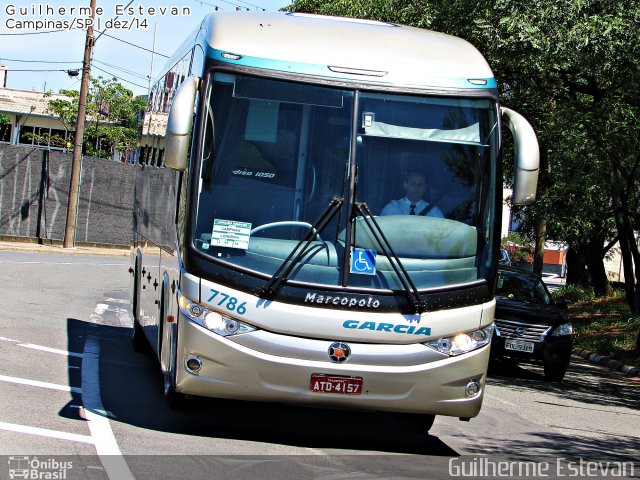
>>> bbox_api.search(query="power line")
[94,30,170,58]
[0,56,148,82]
[0,29,66,36]
[3,68,72,72]
[90,64,149,90]
[189,0,227,11]
[193,0,265,11]
[0,58,81,64]
[234,0,268,10]
[93,59,149,81]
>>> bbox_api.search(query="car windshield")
[193,72,499,291]
[496,270,552,305]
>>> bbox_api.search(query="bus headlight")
[177,291,256,337]
[424,324,494,356]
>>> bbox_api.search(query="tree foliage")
[288,0,640,312]
[45,76,145,159]
[86,76,147,159]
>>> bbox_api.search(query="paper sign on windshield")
[211,219,251,250]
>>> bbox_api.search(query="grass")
[555,286,640,368]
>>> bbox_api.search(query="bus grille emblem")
[328,342,351,363]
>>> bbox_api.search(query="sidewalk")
[0,238,129,257]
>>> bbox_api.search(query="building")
[604,235,640,283]
[0,65,73,151]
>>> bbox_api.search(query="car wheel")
[543,360,568,382]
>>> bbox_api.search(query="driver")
[380,171,444,217]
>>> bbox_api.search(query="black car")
[491,266,573,381]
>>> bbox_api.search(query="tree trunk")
[533,216,546,276]
[566,245,589,286]
[613,206,640,314]
[585,237,611,297]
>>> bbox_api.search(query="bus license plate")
[310,374,363,395]
[505,339,535,353]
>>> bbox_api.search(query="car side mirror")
[555,299,568,310]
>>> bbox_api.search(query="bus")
[132,11,539,432]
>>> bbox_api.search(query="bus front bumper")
[175,317,490,419]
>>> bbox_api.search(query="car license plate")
[505,339,535,353]
[310,374,363,395]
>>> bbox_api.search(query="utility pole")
[63,0,97,248]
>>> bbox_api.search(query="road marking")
[105,297,130,305]
[17,343,84,358]
[95,304,110,315]
[0,422,94,444]
[89,300,132,328]
[0,374,82,394]
[0,336,84,359]
[82,334,134,480]
[0,300,132,477]
[0,260,126,266]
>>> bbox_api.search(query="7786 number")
[207,289,247,315]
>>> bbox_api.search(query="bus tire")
[391,413,436,434]
[131,260,148,353]
[161,326,187,409]
[163,367,186,409]
[131,320,148,352]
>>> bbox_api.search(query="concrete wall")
[0,143,139,246]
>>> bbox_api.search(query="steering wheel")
[250,221,322,241]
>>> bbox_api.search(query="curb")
[572,347,640,377]
[0,241,129,257]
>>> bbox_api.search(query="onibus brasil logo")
[8,456,73,479]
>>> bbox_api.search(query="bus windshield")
[194,72,498,291]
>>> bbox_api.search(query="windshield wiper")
[352,202,427,314]
[256,197,344,300]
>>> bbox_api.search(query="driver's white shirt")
[380,197,444,217]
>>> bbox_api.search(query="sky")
[1,0,291,96]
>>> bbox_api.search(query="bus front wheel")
[391,413,436,434]
[163,368,186,409]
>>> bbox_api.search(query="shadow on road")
[64,317,458,457]
[488,358,640,411]
[481,359,640,461]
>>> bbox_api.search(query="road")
[0,250,638,480]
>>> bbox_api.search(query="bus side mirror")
[501,107,539,205]
[164,75,200,171]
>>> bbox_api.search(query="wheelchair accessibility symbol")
[350,248,376,275]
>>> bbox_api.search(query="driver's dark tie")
[410,204,416,215]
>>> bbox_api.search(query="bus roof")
[198,12,496,91]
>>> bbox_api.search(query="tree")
[288,0,640,313]
[46,77,145,160]
[0,113,10,142]
[501,232,534,266]
[86,76,147,159]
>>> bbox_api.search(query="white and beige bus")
[131,11,539,432]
